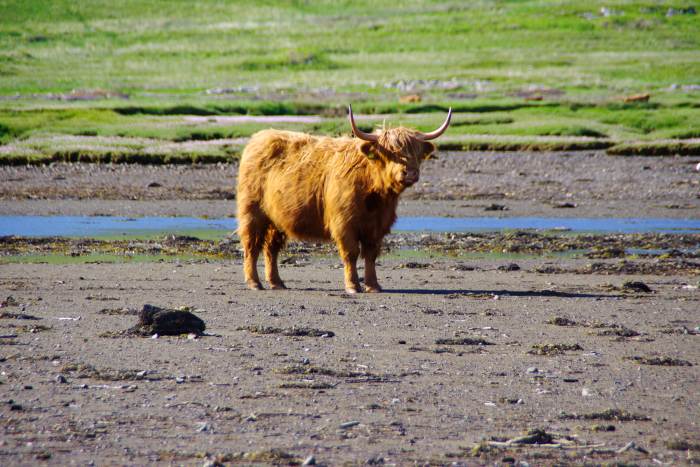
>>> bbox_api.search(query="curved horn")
[348,105,378,142]
[418,107,452,140]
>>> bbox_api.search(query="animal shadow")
[384,288,615,299]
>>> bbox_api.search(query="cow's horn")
[418,108,452,140]
[348,105,379,142]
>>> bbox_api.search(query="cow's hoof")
[247,281,264,291]
[364,285,382,293]
[270,282,287,290]
[345,286,361,294]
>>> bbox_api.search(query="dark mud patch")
[97,307,139,316]
[560,408,651,422]
[435,337,494,346]
[101,304,205,337]
[275,364,370,378]
[60,363,164,382]
[497,263,521,271]
[585,246,627,259]
[625,356,693,366]
[0,312,41,320]
[392,232,700,278]
[1,295,20,307]
[279,381,336,389]
[596,327,641,338]
[546,316,578,326]
[547,316,639,338]
[238,325,334,338]
[658,325,699,335]
[666,439,700,451]
[409,345,487,356]
[210,449,303,465]
[527,343,583,356]
[546,318,644,340]
[0,323,50,333]
[396,261,432,269]
[537,259,700,276]
[621,280,653,293]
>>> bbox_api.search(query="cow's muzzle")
[402,169,419,186]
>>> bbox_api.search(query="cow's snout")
[403,168,419,185]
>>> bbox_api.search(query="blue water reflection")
[1,215,699,237]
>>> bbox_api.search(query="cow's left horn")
[348,105,379,142]
[418,108,452,140]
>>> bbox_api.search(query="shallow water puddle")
[1,215,700,238]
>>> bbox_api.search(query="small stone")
[55,374,67,384]
[366,456,385,465]
[10,403,23,411]
[302,455,316,466]
[196,422,211,432]
[484,203,508,211]
[526,367,539,374]
[339,420,360,429]
[622,281,653,293]
[146,181,162,188]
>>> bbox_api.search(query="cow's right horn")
[348,105,379,142]
[418,108,452,141]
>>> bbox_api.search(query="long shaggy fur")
[237,127,435,293]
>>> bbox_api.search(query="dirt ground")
[1,151,699,465]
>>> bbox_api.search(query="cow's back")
[237,130,339,240]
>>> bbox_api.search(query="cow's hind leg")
[238,205,270,290]
[264,226,287,290]
[361,241,382,293]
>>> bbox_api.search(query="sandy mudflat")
[1,150,699,465]
[1,259,699,465]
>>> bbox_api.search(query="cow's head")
[349,105,451,192]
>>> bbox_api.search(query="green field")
[1,0,699,161]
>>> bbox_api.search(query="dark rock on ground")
[132,304,205,336]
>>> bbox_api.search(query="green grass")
[0,0,698,159]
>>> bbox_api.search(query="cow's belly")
[262,191,330,241]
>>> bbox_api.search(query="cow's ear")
[422,141,436,160]
[360,141,378,160]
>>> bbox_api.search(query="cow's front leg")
[335,234,361,294]
[361,241,382,293]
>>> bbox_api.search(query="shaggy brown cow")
[236,106,451,293]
